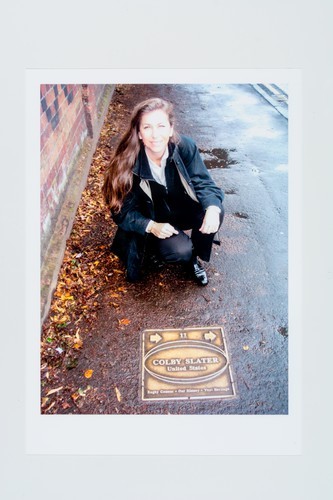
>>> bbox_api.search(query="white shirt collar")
[145,146,169,186]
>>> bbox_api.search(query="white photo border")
[26,68,302,455]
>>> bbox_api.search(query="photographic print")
[40,81,288,416]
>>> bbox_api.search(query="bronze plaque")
[141,326,236,401]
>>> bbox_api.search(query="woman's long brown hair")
[102,97,179,213]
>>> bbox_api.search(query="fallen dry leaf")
[84,369,94,379]
[46,386,63,396]
[72,330,83,349]
[73,340,83,349]
[115,386,122,402]
[118,318,131,326]
[45,402,55,412]
[78,386,91,397]
[41,397,49,407]
[61,293,74,301]
[55,315,70,323]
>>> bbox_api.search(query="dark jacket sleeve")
[111,178,151,235]
[177,136,224,210]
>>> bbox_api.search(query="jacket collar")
[133,141,177,179]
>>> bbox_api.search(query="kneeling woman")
[102,97,224,285]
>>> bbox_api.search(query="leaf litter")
[41,86,131,413]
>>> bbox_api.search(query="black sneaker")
[192,258,208,286]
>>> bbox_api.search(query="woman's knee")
[157,232,193,263]
[168,243,192,263]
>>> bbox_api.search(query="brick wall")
[40,84,111,254]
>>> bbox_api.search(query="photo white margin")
[26,68,302,455]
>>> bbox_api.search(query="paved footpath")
[42,83,288,415]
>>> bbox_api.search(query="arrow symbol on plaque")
[204,331,216,342]
[150,333,162,344]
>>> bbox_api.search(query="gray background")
[1,0,332,499]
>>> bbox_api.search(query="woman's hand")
[151,222,179,239]
[199,206,220,234]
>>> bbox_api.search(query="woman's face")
[138,109,173,161]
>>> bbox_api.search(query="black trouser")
[151,205,224,264]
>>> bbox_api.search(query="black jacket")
[110,135,224,277]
